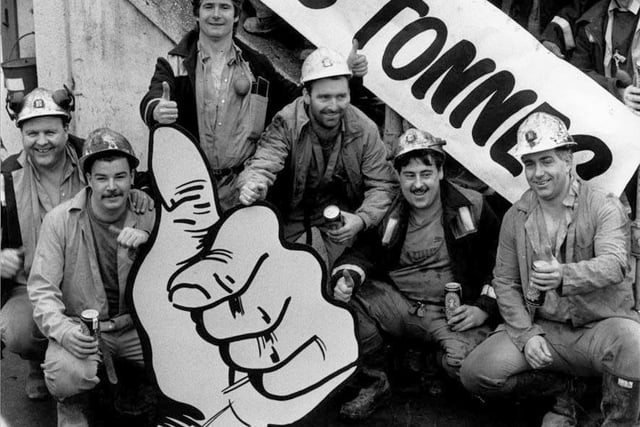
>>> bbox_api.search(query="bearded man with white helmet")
[237,47,396,267]
[461,112,640,426]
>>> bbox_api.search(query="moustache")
[102,191,123,199]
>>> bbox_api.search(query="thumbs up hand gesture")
[153,81,179,124]
[333,270,356,303]
[346,39,368,78]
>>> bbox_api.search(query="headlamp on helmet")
[7,86,75,127]
[512,112,577,159]
[80,128,139,174]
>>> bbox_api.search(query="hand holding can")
[323,205,345,231]
[80,309,100,338]
[444,282,462,321]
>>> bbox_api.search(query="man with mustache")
[1,88,152,403]
[329,128,500,420]
[27,128,154,426]
[237,47,396,268]
[461,113,640,426]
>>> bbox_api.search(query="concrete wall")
[2,0,194,168]
[1,0,35,155]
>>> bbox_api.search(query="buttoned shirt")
[195,41,256,171]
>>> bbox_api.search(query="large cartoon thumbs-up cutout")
[130,126,358,426]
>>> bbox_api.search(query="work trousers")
[0,285,47,360]
[353,279,491,379]
[42,325,144,400]
[290,225,350,270]
[460,317,640,397]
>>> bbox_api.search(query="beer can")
[80,309,100,337]
[525,260,546,307]
[323,205,344,230]
[444,282,462,321]
[525,286,545,307]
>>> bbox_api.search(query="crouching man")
[461,113,640,426]
[332,129,500,420]
[28,128,155,426]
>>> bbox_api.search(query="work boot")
[601,373,640,426]
[56,394,90,427]
[540,377,581,427]
[339,368,390,420]
[25,360,49,400]
[243,16,279,34]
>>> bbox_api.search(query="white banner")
[264,0,640,202]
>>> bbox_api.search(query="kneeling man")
[461,113,640,427]
[28,128,155,426]
[332,129,500,420]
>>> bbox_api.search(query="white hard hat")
[394,128,446,161]
[14,87,73,127]
[300,47,352,84]
[512,112,577,158]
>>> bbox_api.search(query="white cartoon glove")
[131,126,358,427]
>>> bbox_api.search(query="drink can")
[525,286,545,306]
[323,205,344,230]
[525,260,546,306]
[80,309,100,337]
[444,282,462,320]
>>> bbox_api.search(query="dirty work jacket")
[27,188,155,345]
[493,179,639,351]
[237,97,397,229]
[139,30,299,160]
[334,181,501,322]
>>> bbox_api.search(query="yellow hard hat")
[512,112,577,158]
[300,47,352,84]
[14,87,73,127]
[394,128,446,161]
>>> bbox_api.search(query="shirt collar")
[197,40,242,65]
[561,175,580,210]
[609,0,640,14]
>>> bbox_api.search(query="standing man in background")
[140,0,368,211]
